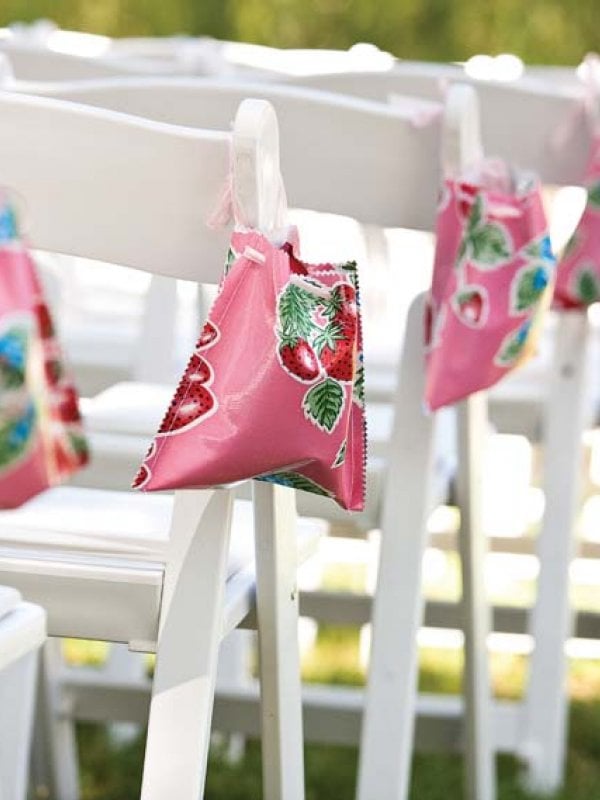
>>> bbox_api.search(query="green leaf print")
[302,377,345,433]
[495,325,529,366]
[467,194,483,233]
[353,362,365,408]
[513,266,548,312]
[332,439,347,468]
[223,246,238,277]
[587,182,600,208]
[259,470,331,497]
[470,223,511,265]
[278,284,318,340]
[576,268,600,305]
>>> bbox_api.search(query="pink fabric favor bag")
[425,161,555,411]
[133,228,366,512]
[554,134,600,308]
[0,193,88,507]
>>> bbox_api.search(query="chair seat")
[0,486,323,645]
[0,585,21,623]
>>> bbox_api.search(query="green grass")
[66,622,600,800]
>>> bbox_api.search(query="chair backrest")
[0,89,241,283]
[283,67,592,187]
[0,34,215,81]
[15,77,444,231]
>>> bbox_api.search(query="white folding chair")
[284,65,597,795]
[21,75,497,797]
[0,585,45,800]
[0,89,326,800]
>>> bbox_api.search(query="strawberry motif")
[320,338,356,382]
[196,321,220,351]
[457,182,478,220]
[282,242,309,275]
[183,353,211,385]
[158,385,216,434]
[44,358,63,386]
[452,286,488,328]
[34,301,54,340]
[57,385,81,423]
[278,339,320,382]
[132,463,151,489]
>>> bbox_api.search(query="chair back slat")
[21,78,444,230]
[0,91,232,283]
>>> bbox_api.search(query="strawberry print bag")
[554,134,600,308]
[133,228,366,512]
[425,160,555,410]
[0,194,88,507]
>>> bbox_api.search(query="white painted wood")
[0,91,232,282]
[456,396,496,800]
[253,483,305,800]
[286,66,592,187]
[356,293,437,800]
[234,96,305,800]
[19,77,442,230]
[141,490,233,800]
[445,83,496,800]
[133,274,179,383]
[31,639,79,800]
[521,311,591,795]
[0,600,45,800]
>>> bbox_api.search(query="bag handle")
[232,99,288,237]
[442,83,484,178]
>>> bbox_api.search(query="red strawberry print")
[53,439,73,474]
[196,321,220,351]
[279,340,320,382]
[453,287,488,327]
[282,242,309,275]
[320,338,356,382]
[34,301,54,339]
[44,358,62,386]
[457,182,478,220]
[57,385,81,423]
[132,463,151,489]
[158,384,215,434]
[183,353,211,385]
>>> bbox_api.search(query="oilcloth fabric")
[554,134,600,308]
[425,159,556,411]
[0,194,88,507]
[133,227,366,512]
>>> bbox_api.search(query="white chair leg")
[456,394,496,800]
[105,643,147,745]
[30,638,80,800]
[140,489,233,800]
[252,481,305,800]
[133,274,178,383]
[521,312,591,794]
[0,650,39,800]
[356,293,437,800]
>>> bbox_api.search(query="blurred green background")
[0,0,598,64]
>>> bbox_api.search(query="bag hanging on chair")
[133,226,366,512]
[425,159,556,411]
[0,193,88,507]
[554,134,600,308]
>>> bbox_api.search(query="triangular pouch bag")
[555,134,600,308]
[133,227,366,512]
[425,160,556,411]
[0,193,88,507]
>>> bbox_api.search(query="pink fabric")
[0,195,88,507]
[425,166,555,411]
[134,228,366,512]
[554,134,600,309]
